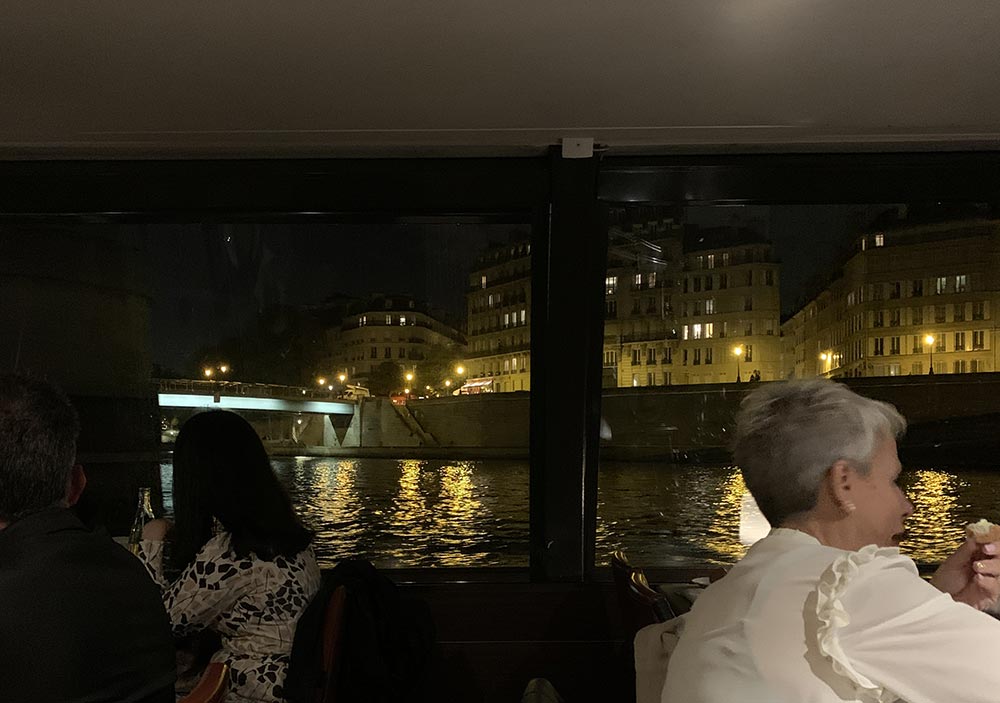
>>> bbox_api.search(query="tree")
[367,361,404,396]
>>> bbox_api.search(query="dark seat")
[317,585,348,703]
[611,550,675,635]
[178,662,229,703]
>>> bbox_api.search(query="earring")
[844,501,856,513]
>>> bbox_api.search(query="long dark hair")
[170,410,312,571]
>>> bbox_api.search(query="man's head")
[0,374,81,523]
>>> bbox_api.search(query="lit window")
[504,313,510,327]
[956,274,968,292]
[722,252,730,267]
[647,272,657,288]
[693,323,703,340]
[399,315,406,326]
[707,254,715,269]
[385,314,392,325]
[705,323,714,339]
[481,275,487,289]
[875,233,885,247]
[632,374,639,387]
[682,325,689,340]
[605,276,618,295]
[705,299,715,315]
[360,315,367,327]
[520,309,526,324]
[634,273,642,287]
[936,277,948,295]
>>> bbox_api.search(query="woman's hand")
[931,537,1000,610]
[142,518,173,542]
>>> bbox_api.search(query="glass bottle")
[128,487,155,555]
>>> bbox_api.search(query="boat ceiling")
[4,2,1000,158]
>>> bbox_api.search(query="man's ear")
[66,464,87,507]
[826,460,857,515]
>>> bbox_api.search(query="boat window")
[595,198,1000,569]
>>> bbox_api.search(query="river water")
[160,457,1000,569]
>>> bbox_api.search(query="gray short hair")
[733,379,906,526]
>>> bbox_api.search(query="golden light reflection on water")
[701,468,751,563]
[899,469,967,563]
[386,460,493,567]
[295,458,364,556]
[597,462,1000,568]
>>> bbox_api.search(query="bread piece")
[966,519,1000,544]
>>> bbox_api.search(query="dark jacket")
[0,507,176,703]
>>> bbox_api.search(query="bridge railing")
[156,378,346,401]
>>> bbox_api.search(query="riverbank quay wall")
[294,374,1000,464]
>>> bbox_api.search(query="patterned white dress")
[140,533,321,703]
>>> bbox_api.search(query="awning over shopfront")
[458,378,494,393]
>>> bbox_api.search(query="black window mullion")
[529,150,605,582]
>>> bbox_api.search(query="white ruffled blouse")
[662,528,1000,703]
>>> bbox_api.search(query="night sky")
[134,205,900,371]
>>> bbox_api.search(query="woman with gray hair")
[663,379,1000,703]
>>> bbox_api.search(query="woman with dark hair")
[138,410,320,703]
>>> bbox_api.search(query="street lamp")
[733,345,743,383]
[819,352,831,376]
[444,379,452,388]
[455,365,465,376]
[405,371,414,382]
[219,364,229,375]
[203,367,214,378]
[338,373,347,383]
[924,334,935,375]
[317,377,326,387]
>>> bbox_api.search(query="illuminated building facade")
[604,222,783,386]
[464,241,531,392]
[330,294,465,389]
[783,216,1000,378]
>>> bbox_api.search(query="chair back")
[178,662,229,703]
[610,550,674,635]
[318,585,348,703]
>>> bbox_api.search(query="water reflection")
[600,463,1000,567]
[158,457,1000,569]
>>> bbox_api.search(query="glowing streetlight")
[338,373,347,383]
[404,387,410,395]
[317,377,326,386]
[924,335,936,375]
[444,379,452,387]
[819,352,828,361]
[203,367,214,378]
[733,345,743,383]
[455,365,465,375]
[219,364,229,374]
[327,385,333,391]
[405,372,414,382]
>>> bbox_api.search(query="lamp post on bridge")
[924,334,935,375]
[733,344,743,383]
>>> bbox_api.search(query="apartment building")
[783,217,1000,379]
